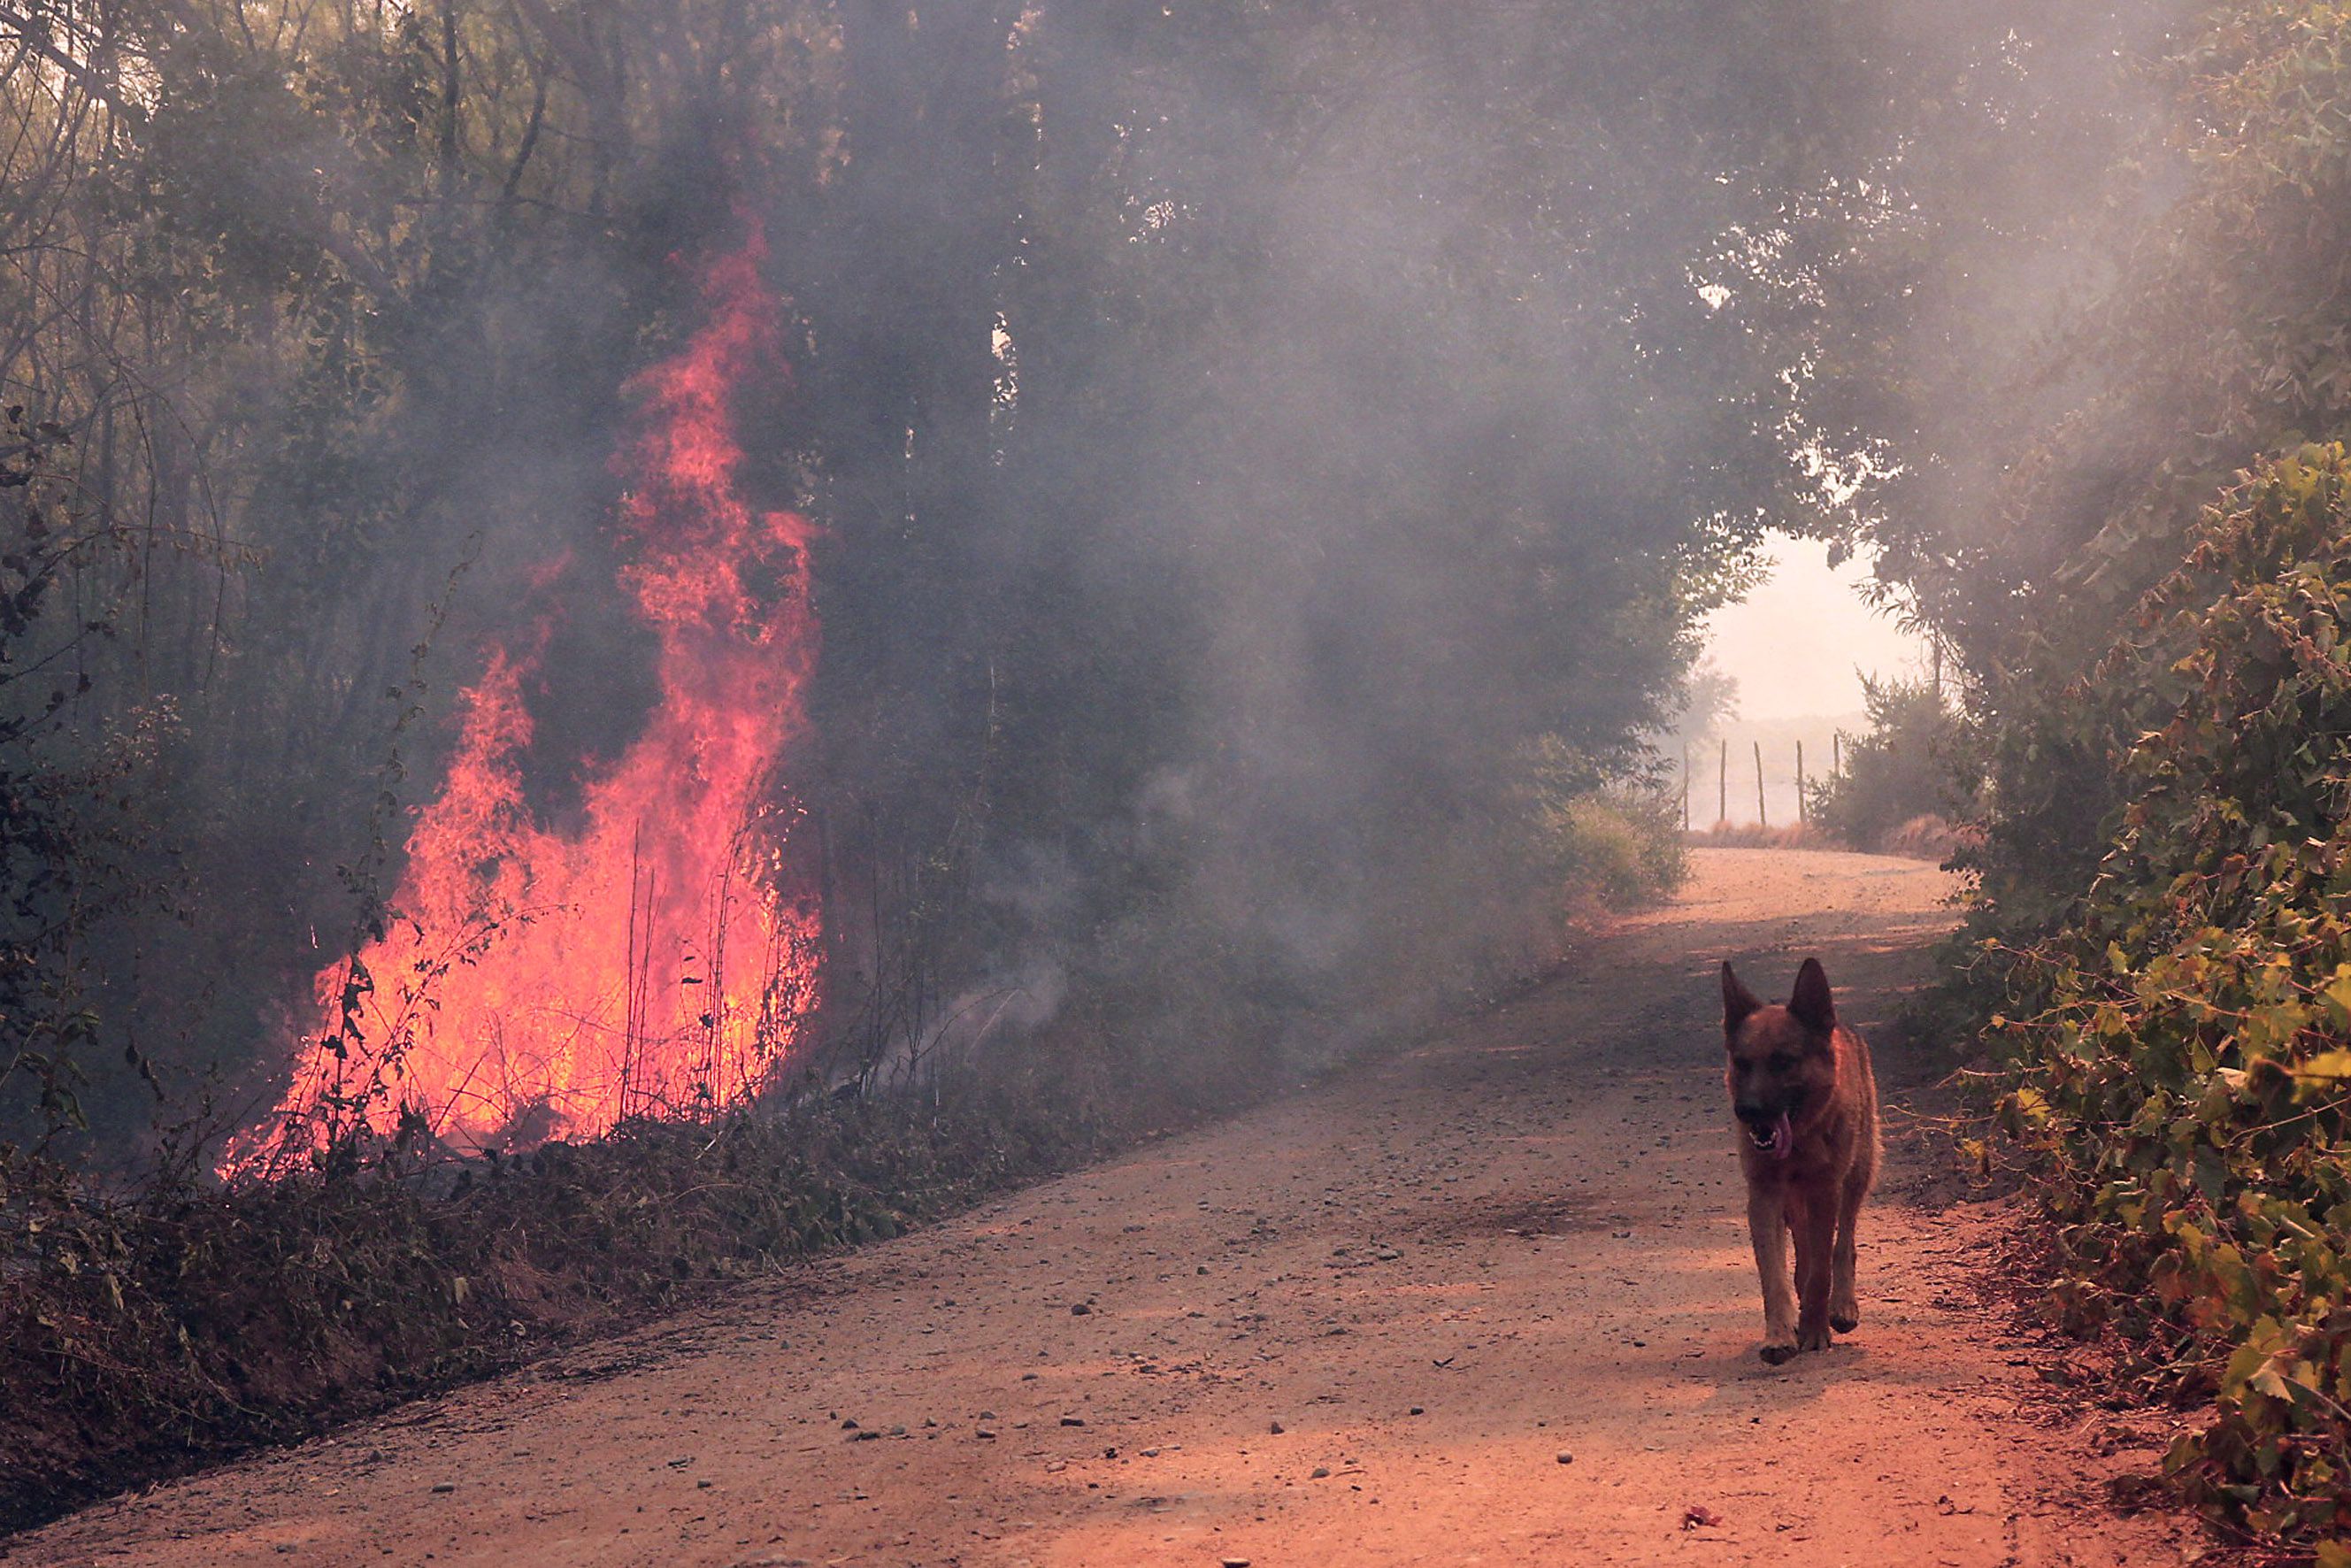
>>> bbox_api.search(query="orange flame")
[226,226,820,1176]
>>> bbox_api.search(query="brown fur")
[1720,957,1879,1364]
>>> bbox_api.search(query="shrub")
[1981,445,2351,1544]
[1540,791,1683,907]
[1512,735,1685,910]
[1805,676,1976,854]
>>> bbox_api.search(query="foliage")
[0,412,178,1150]
[1672,657,1742,746]
[1983,447,2351,1543]
[1539,793,1684,910]
[1805,676,1975,854]
[1873,4,2351,924]
[1832,8,2351,1546]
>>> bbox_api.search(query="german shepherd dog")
[1721,957,1879,1364]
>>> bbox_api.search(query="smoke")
[421,4,1870,1102]
[1773,2,2193,645]
[17,0,2199,1157]
[1108,20,1714,995]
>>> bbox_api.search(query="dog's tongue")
[1768,1111,1793,1160]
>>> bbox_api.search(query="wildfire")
[225,226,820,1176]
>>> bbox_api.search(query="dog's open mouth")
[1747,1111,1794,1160]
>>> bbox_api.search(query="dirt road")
[12,849,2200,1566]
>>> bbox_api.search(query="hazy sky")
[1703,535,1929,720]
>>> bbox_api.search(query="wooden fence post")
[1754,740,1766,827]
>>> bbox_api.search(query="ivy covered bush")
[1986,445,2351,1544]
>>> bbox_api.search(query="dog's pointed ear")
[1789,957,1835,1033]
[1722,961,1763,1035]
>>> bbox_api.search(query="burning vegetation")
[227,229,822,1176]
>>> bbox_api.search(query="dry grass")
[0,1066,1179,1534]
[1876,813,1978,862]
[1682,820,1835,849]
[1682,817,1979,862]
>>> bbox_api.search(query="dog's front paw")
[1758,1340,1798,1365]
[1830,1311,1859,1334]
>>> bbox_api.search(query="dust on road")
[10,849,2198,1566]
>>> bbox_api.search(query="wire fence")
[1676,732,1847,830]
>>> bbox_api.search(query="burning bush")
[225,230,823,1179]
